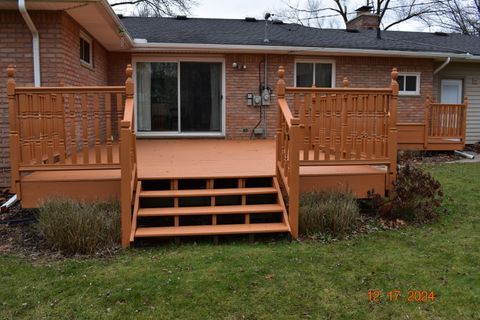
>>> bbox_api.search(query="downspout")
[434,57,451,75]
[18,0,41,86]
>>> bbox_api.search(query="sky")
[193,0,282,19]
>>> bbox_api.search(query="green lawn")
[1,163,479,319]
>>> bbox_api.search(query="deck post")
[424,96,431,149]
[120,64,134,248]
[288,117,301,239]
[276,66,286,172]
[462,97,468,144]
[387,68,399,192]
[7,65,21,196]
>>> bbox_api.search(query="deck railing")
[427,98,468,144]
[397,97,468,150]
[276,67,399,238]
[6,66,127,194]
[120,65,138,248]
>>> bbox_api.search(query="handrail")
[122,98,134,124]
[120,64,137,248]
[285,87,393,94]
[278,99,293,128]
[15,86,126,94]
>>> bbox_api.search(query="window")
[397,72,420,95]
[79,32,92,66]
[135,60,223,135]
[295,60,335,87]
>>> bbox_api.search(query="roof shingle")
[120,17,480,55]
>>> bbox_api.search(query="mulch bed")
[465,143,480,153]
[398,150,464,164]
[0,202,54,260]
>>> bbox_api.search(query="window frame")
[397,72,421,96]
[79,31,93,68]
[294,59,336,88]
[132,56,226,138]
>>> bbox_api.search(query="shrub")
[38,199,120,255]
[369,162,444,223]
[299,191,360,238]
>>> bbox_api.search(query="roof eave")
[129,42,480,61]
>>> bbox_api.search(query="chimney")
[346,6,380,31]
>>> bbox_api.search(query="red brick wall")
[335,56,433,123]
[225,54,294,138]
[225,54,433,138]
[107,52,131,86]
[0,11,108,187]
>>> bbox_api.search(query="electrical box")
[254,127,265,135]
[253,95,262,106]
[261,88,271,106]
[246,93,253,106]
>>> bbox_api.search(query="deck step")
[139,187,277,198]
[138,204,284,217]
[135,222,290,237]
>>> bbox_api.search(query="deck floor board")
[136,139,276,179]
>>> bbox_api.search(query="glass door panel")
[180,62,222,132]
[136,62,178,132]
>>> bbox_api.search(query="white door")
[441,79,463,104]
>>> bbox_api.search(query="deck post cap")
[278,66,285,79]
[6,64,14,78]
[126,64,133,78]
[391,67,398,80]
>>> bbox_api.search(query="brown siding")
[0,11,108,187]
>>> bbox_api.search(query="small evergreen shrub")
[38,199,120,254]
[369,162,444,223]
[299,191,360,238]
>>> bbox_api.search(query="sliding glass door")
[136,60,223,135]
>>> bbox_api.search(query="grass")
[1,163,479,319]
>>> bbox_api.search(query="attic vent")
[345,29,360,33]
[176,15,187,20]
[434,31,449,36]
[272,19,283,25]
[245,17,257,22]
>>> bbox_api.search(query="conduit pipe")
[434,57,451,75]
[18,0,41,86]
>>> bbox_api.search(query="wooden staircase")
[130,176,290,243]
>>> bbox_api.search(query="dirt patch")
[0,203,52,260]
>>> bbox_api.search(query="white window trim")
[294,58,336,88]
[398,72,421,96]
[79,31,93,67]
[132,55,226,138]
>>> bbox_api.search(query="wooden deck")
[136,139,275,179]
[9,65,465,247]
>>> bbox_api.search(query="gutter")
[434,57,451,74]
[18,0,41,86]
[99,0,134,48]
[130,42,480,61]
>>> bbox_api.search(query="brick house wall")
[0,10,108,187]
[109,53,433,139]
